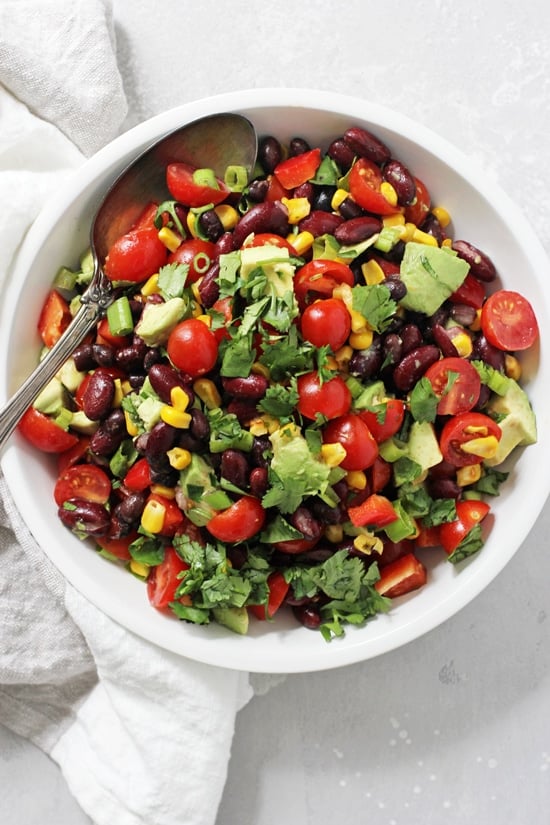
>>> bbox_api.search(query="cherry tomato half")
[439,499,490,555]
[359,398,406,443]
[297,371,352,420]
[274,148,322,190]
[147,546,190,610]
[206,496,266,543]
[123,457,153,492]
[167,318,219,377]
[18,408,79,453]
[38,290,72,347]
[249,571,290,620]
[323,413,378,471]
[103,227,167,283]
[439,411,502,467]
[403,177,431,226]
[300,298,351,352]
[96,533,139,562]
[294,259,355,309]
[168,238,216,284]
[349,158,401,216]
[54,464,112,506]
[424,357,481,416]
[166,162,229,208]
[481,289,539,351]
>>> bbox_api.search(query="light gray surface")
[2,1,550,823]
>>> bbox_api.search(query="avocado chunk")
[484,378,537,466]
[399,242,470,315]
[135,297,188,346]
[212,605,249,635]
[33,377,69,416]
[407,420,443,473]
[239,244,295,298]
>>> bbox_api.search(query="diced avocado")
[135,297,188,346]
[212,605,249,635]
[240,244,295,299]
[179,454,219,525]
[406,420,443,473]
[33,377,68,415]
[399,242,470,315]
[484,378,537,466]
[57,357,86,393]
[70,410,99,435]
[135,395,164,431]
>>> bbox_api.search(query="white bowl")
[2,88,550,673]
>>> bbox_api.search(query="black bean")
[450,303,477,327]
[338,197,364,220]
[400,323,423,355]
[289,137,311,156]
[258,136,283,174]
[383,333,403,366]
[115,491,147,524]
[349,337,383,379]
[72,343,95,372]
[383,275,407,302]
[115,344,146,373]
[290,507,322,541]
[198,209,224,242]
[311,185,336,212]
[327,137,356,170]
[92,343,115,367]
[472,334,505,370]
[246,178,269,203]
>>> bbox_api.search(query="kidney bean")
[226,399,258,425]
[420,212,445,244]
[327,137,356,171]
[349,337,383,379]
[450,303,477,327]
[334,215,382,246]
[471,334,505,371]
[58,499,110,536]
[148,363,192,404]
[298,210,343,237]
[72,343,95,372]
[310,497,346,525]
[198,209,224,242]
[81,369,116,421]
[289,136,311,156]
[343,126,391,165]
[452,240,497,282]
[115,343,146,373]
[115,491,147,524]
[258,135,283,174]
[251,435,271,468]
[213,231,235,259]
[246,178,269,203]
[231,201,289,249]
[90,409,126,456]
[290,506,322,541]
[338,197,364,220]
[431,323,459,357]
[189,408,210,441]
[383,332,403,366]
[222,374,269,400]
[428,477,461,499]
[293,181,314,201]
[383,275,407,303]
[92,343,115,367]
[312,185,336,212]
[249,466,268,498]
[198,261,220,308]
[392,344,440,392]
[382,159,416,205]
[143,348,161,371]
[129,375,145,390]
[429,460,457,479]
[293,603,322,630]
[474,384,491,410]
[400,323,423,355]
[220,449,249,488]
[145,421,178,458]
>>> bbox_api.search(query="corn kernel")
[449,330,473,358]
[346,470,367,490]
[457,463,482,486]
[186,211,198,238]
[193,378,221,409]
[167,447,192,470]
[191,280,202,305]
[121,379,133,397]
[158,225,182,253]
[361,259,386,285]
[249,414,280,436]
[141,499,166,534]
[289,230,314,256]
[331,188,349,211]
[382,213,406,229]
[112,378,124,408]
[350,329,374,349]
[251,361,270,379]
[150,484,176,499]
[320,442,347,467]
[124,409,138,437]
[353,533,384,555]
[140,273,159,296]
[332,282,354,305]
[470,309,483,331]
[160,405,192,429]
[349,308,369,334]
[461,434,500,459]
[402,222,417,242]
[431,206,451,228]
[334,344,354,372]
[214,204,239,230]
[196,314,212,328]
[411,227,439,246]
[441,237,453,248]
[170,385,190,411]
[380,181,398,206]
[504,353,522,380]
[130,559,150,579]
[324,524,344,543]
[281,196,311,224]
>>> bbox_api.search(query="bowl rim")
[2,87,550,673]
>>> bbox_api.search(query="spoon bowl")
[0,112,257,450]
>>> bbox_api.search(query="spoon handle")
[0,302,101,452]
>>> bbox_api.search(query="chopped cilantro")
[351,283,396,333]
[409,376,439,423]
[258,380,299,418]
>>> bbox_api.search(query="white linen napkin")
[0,3,258,824]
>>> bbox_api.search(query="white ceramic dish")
[1,88,549,673]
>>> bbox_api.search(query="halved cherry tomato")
[481,289,539,351]
[348,493,398,528]
[96,532,139,562]
[166,162,229,208]
[123,457,153,491]
[272,536,320,555]
[96,317,131,348]
[146,493,185,536]
[374,552,427,598]
[359,398,406,443]
[274,148,322,190]
[300,297,351,352]
[103,227,168,283]
[424,357,481,416]
[403,177,431,226]
[349,158,401,216]
[38,290,72,347]
[243,232,297,253]
[249,571,290,620]
[57,437,91,474]
[131,201,161,231]
[439,499,490,555]
[166,318,219,377]
[147,546,190,610]
[297,371,351,420]
[206,496,266,543]
[439,411,502,467]
[449,273,486,309]
[54,464,112,506]
[368,455,393,493]
[323,413,378,471]
[294,259,355,309]
[168,238,216,284]
[264,174,290,203]
[18,408,79,453]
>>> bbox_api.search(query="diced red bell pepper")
[374,552,427,598]
[348,493,398,529]
[249,571,290,620]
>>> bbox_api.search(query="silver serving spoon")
[0,113,257,451]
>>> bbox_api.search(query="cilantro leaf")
[258,381,299,418]
[409,376,439,422]
[447,523,484,564]
[351,283,396,333]
[157,263,190,299]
